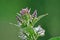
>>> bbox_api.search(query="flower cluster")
[33,25,45,36]
[16,8,48,40]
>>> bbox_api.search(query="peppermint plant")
[10,8,48,40]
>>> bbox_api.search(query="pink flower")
[20,8,30,15]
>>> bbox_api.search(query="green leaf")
[48,37,60,40]
[32,13,48,26]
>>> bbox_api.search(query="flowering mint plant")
[10,8,48,40]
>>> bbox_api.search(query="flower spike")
[10,7,48,40]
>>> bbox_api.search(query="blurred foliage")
[0,0,60,40]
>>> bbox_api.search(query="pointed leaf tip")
[32,10,37,17]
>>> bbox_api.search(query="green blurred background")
[0,0,60,40]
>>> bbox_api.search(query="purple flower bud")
[32,10,37,17]
[20,8,30,15]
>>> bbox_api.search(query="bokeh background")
[0,0,60,40]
